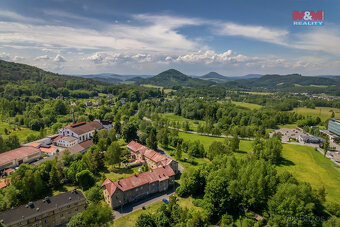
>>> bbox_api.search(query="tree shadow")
[235,150,247,154]
[278,157,295,166]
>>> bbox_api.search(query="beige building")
[127,141,178,173]
[0,190,86,227]
[102,165,175,209]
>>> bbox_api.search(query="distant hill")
[130,69,215,87]
[74,73,153,84]
[200,72,229,83]
[224,74,339,89]
[0,60,98,88]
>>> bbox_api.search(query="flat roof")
[0,146,40,166]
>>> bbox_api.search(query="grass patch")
[291,107,340,122]
[104,166,141,182]
[231,101,262,110]
[112,202,163,227]
[277,144,340,204]
[278,124,298,129]
[0,122,40,144]
[161,113,205,131]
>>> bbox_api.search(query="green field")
[0,122,40,144]
[291,107,340,121]
[277,144,340,204]
[161,113,206,131]
[104,166,141,182]
[178,132,340,203]
[141,84,174,94]
[231,101,263,110]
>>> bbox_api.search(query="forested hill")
[129,69,215,88]
[224,74,340,95]
[0,59,101,88]
[0,60,162,100]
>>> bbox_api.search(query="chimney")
[72,110,75,124]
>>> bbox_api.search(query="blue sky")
[0,0,339,76]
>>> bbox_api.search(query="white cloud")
[53,54,66,62]
[0,52,11,61]
[215,22,288,45]
[13,56,25,62]
[34,55,50,61]
[0,10,44,23]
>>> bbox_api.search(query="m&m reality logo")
[293,11,324,26]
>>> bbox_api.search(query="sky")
[0,0,340,76]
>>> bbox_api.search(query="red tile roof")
[67,140,94,155]
[102,165,175,196]
[0,146,40,166]
[126,141,168,163]
[0,181,7,189]
[40,145,60,154]
[28,142,43,148]
[4,168,14,173]
[65,121,102,135]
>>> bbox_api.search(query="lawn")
[231,101,263,110]
[0,122,40,144]
[104,166,141,182]
[112,197,199,227]
[112,201,163,227]
[141,84,174,94]
[277,144,340,204]
[291,107,340,122]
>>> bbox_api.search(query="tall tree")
[122,123,138,142]
[92,130,99,144]
[175,143,182,160]
[105,142,122,167]
[323,136,329,157]
[146,130,158,150]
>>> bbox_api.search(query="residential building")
[328,118,340,137]
[28,142,61,156]
[0,190,86,227]
[67,140,94,155]
[102,165,175,209]
[0,146,41,171]
[127,141,178,173]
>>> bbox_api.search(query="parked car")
[162,198,169,204]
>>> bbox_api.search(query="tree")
[105,142,122,167]
[175,143,182,160]
[67,213,85,227]
[0,136,7,153]
[82,203,113,226]
[92,130,99,144]
[114,121,122,134]
[135,213,156,227]
[146,130,158,150]
[157,128,169,148]
[67,160,88,182]
[76,170,95,190]
[49,165,61,189]
[323,136,329,157]
[5,135,20,150]
[207,141,226,160]
[54,99,67,115]
[83,147,105,172]
[122,123,138,142]
[230,133,240,153]
[85,186,103,203]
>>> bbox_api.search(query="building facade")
[102,165,175,209]
[328,118,340,137]
[58,121,103,143]
[0,190,86,227]
[0,146,41,171]
[127,141,178,173]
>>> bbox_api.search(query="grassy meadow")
[231,101,263,110]
[0,122,40,144]
[291,107,340,121]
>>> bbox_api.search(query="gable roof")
[101,165,175,196]
[65,121,103,135]
[126,141,168,163]
[0,146,40,166]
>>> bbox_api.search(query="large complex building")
[0,146,41,171]
[102,165,175,209]
[0,190,86,227]
[127,141,178,173]
[328,118,340,137]
[58,121,103,143]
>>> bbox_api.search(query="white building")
[58,121,103,143]
[55,136,79,147]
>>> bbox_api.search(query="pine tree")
[175,143,182,160]
[92,130,99,144]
